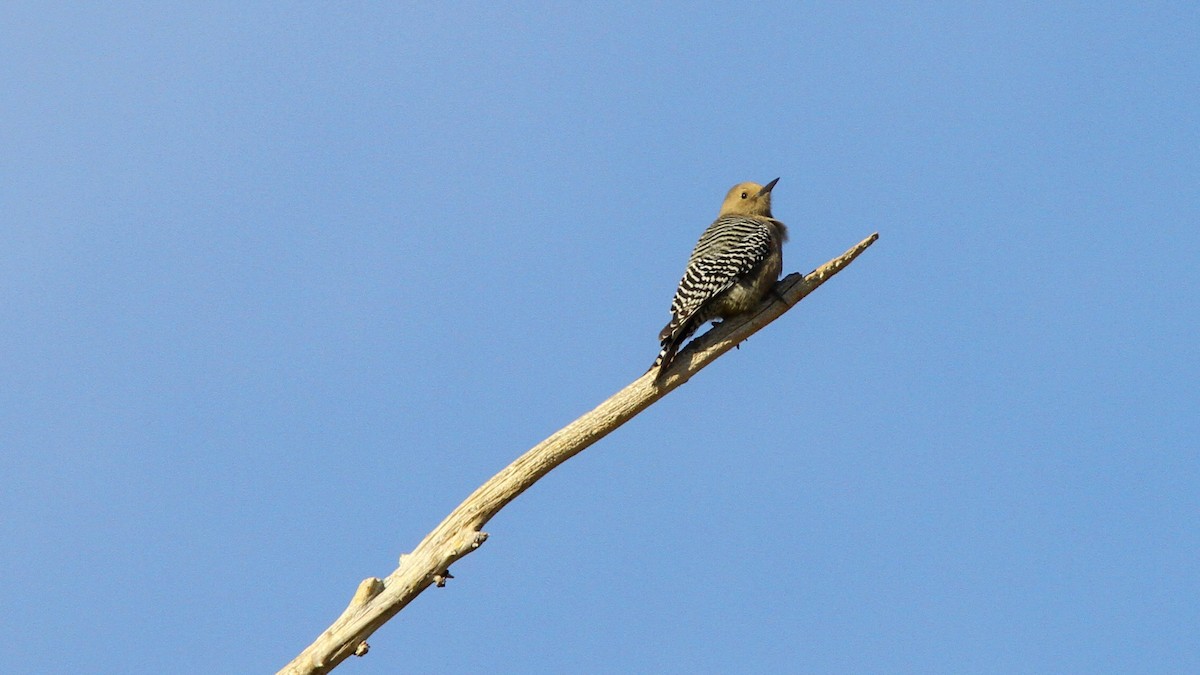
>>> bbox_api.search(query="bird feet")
[769,287,792,307]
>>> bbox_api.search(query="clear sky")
[3,3,1197,673]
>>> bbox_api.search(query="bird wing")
[660,215,775,342]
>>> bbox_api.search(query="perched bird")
[653,178,789,374]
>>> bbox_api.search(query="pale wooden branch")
[278,232,879,674]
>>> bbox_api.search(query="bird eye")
[740,191,748,199]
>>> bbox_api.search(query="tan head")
[719,177,779,218]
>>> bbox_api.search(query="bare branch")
[278,232,879,674]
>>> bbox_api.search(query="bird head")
[719,177,779,218]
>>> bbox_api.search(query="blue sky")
[3,3,1197,673]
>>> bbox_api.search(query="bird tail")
[650,340,679,375]
[650,316,697,378]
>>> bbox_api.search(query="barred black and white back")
[653,213,788,374]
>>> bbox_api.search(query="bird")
[652,177,789,375]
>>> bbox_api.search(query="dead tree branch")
[278,232,879,674]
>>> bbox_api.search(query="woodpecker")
[653,177,788,374]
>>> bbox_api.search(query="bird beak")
[757,177,780,197]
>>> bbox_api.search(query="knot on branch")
[350,578,384,608]
[449,530,489,557]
